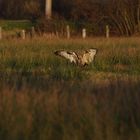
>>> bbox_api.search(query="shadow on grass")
[0,72,140,140]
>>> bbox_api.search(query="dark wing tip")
[54,51,59,55]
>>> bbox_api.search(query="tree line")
[0,0,140,36]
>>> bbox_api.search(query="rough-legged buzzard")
[54,48,97,66]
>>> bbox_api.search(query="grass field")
[0,37,140,140]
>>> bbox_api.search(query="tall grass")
[0,78,140,140]
[0,37,140,140]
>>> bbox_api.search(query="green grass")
[0,37,140,140]
[0,20,33,30]
[0,37,140,77]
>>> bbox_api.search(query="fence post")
[56,31,59,38]
[31,26,35,38]
[0,27,2,40]
[82,28,86,39]
[106,25,109,38]
[21,30,25,39]
[66,25,70,39]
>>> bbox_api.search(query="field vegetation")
[0,37,140,140]
[0,0,140,139]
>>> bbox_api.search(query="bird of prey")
[54,48,98,66]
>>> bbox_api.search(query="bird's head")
[89,48,98,54]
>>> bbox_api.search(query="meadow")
[0,37,140,140]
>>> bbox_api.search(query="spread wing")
[80,48,98,66]
[54,50,78,64]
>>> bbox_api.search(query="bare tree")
[105,0,139,36]
[24,0,41,20]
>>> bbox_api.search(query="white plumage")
[54,48,97,66]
